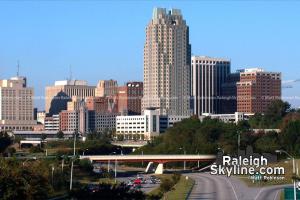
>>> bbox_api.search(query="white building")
[44,114,60,131]
[37,111,46,124]
[116,109,189,140]
[200,112,253,124]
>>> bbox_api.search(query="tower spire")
[17,60,20,77]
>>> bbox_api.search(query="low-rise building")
[200,112,253,124]
[116,108,189,140]
[37,111,46,124]
[44,114,60,131]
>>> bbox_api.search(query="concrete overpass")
[111,141,148,148]
[80,154,216,174]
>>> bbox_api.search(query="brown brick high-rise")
[237,68,281,114]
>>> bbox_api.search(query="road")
[116,174,160,193]
[186,173,291,200]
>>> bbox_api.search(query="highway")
[186,173,291,200]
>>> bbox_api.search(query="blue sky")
[0,1,300,110]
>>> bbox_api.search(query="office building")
[94,112,118,133]
[142,8,192,116]
[0,76,36,131]
[116,108,189,140]
[44,114,60,131]
[67,97,85,111]
[95,79,118,97]
[86,96,118,113]
[118,82,143,115]
[237,68,281,113]
[221,72,240,113]
[45,80,95,115]
[191,56,231,116]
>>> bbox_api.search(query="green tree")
[280,120,300,154]
[264,100,291,128]
[0,159,52,200]
[70,183,146,200]
[41,133,47,141]
[254,132,281,153]
[0,131,12,154]
[56,131,64,139]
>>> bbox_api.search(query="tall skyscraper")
[45,80,95,115]
[0,76,36,130]
[118,82,143,115]
[237,68,281,113]
[95,79,118,97]
[142,8,192,116]
[191,56,231,116]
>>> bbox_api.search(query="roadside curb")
[185,176,195,200]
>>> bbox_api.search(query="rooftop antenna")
[17,60,20,77]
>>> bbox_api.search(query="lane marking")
[254,188,264,200]
[225,177,239,200]
[273,189,280,200]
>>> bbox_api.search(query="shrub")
[29,146,44,153]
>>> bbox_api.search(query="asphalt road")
[186,172,291,200]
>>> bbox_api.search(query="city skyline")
[1,1,300,110]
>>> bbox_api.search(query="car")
[134,179,142,185]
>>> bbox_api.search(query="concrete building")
[191,56,231,116]
[94,113,118,133]
[118,82,143,115]
[237,68,281,113]
[0,76,36,131]
[45,80,95,115]
[59,104,89,133]
[44,114,60,131]
[59,110,80,132]
[200,112,253,124]
[95,79,118,97]
[67,97,84,111]
[86,96,118,113]
[116,108,189,140]
[142,8,192,116]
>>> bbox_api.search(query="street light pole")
[184,150,186,171]
[108,152,116,173]
[114,159,117,184]
[61,158,64,172]
[276,150,296,200]
[142,151,144,167]
[197,152,200,168]
[108,160,110,172]
[179,147,186,171]
[70,131,77,191]
[237,130,240,154]
[52,167,54,186]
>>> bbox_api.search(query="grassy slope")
[148,174,195,200]
[238,159,300,187]
[164,176,195,200]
